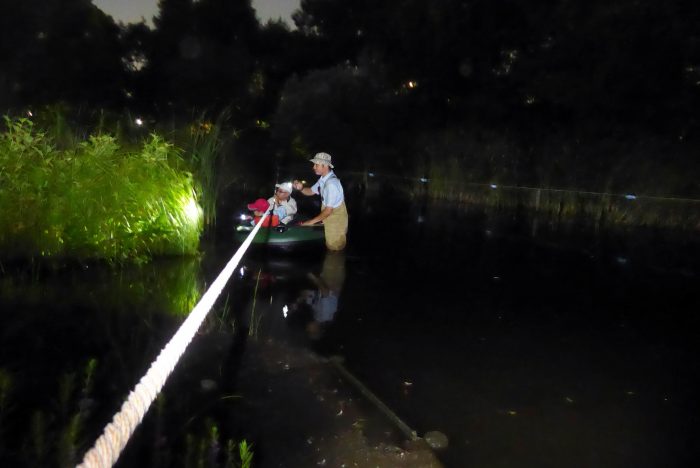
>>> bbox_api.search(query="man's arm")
[301,206,333,226]
[293,180,315,196]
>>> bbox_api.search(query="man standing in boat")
[293,152,348,251]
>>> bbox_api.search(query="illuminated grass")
[0,117,203,263]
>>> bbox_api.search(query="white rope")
[78,210,269,468]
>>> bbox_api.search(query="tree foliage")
[138,0,259,117]
[0,0,125,109]
[291,0,700,126]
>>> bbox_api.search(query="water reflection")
[291,251,346,341]
[234,250,347,348]
[0,258,204,467]
[0,257,204,317]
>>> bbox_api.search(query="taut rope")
[78,210,270,468]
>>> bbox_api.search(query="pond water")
[1,195,699,467]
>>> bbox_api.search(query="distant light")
[407,81,417,88]
[26,110,33,117]
[283,305,289,318]
[420,177,429,183]
[624,194,637,200]
[417,215,424,223]
[135,117,143,126]
[239,267,246,276]
[490,184,498,189]
[368,172,375,177]
[239,214,248,220]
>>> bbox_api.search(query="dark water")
[331,205,700,468]
[1,199,699,467]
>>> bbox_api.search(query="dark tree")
[140,0,260,118]
[0,0,125,110]
[290,0,700,128]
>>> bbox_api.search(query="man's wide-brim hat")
[309,152,334,168]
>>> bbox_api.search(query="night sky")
[93,0,300,25]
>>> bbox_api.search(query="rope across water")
[78,211,270,468]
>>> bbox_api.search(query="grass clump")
[0,117,203,263]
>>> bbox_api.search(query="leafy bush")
[0,117,203,263]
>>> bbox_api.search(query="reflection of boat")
[234,223,325,246]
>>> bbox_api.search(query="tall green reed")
[181,112,230,229]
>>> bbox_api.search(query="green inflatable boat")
[234,223,325,246]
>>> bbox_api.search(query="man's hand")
[293,180,304,191]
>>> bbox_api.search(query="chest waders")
[320,175,348,251]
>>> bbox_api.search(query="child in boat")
[247,181,298,227]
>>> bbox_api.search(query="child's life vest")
[253,214,280,227]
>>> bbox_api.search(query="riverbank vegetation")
[0,117,203,263]
[401,126,700,230]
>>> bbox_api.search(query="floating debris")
[424,430,449,450]
[200,379,217,391]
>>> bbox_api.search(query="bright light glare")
[490,184,498,189]
[135,117,143,126]
[283,305,289,318]
[183,198,201,223]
